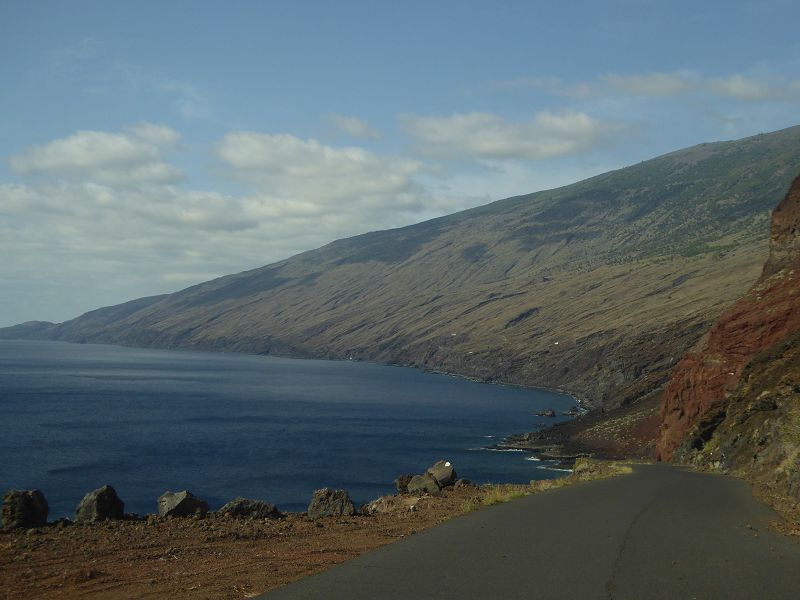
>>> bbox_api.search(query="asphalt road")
[259,464,800,599]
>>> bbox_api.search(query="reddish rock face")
[657,174,800,460]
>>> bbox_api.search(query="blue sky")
[2,0,800,326]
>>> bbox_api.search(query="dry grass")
[463,459,633,513]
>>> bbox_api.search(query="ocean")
[0,339,574,518]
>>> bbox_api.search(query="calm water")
[0,340,574,518]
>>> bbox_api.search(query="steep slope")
[680,332,800,503]
[5,126,800,410]
[657,172,800,482]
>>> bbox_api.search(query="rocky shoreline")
[0,458,633,599]
[1,460,471,532]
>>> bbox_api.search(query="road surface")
[259,464,800,599]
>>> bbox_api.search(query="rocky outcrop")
[658,173,800,462]
[426,460,457,488]
[307,488,355,519]
[75,485,124,523]
[402,461,460,496]
[674,331,800,498]
[406,474,441,496]
[157,490,209,518]
[217,498,282,519]
[2,489,49,529]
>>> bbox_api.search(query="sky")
[2,0,800,326]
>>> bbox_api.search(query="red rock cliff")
[657,174,800,460]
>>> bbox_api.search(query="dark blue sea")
[0,340,575,519]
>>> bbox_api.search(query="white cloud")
[9,126,182,186]
[217,132,428,216]
[497,71,800,103]
[401,110,623,160]
[3,126,492,324]
[708,74,800,102]
[327,113,381,139]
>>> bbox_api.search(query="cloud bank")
[499,71,800,103]
[402,110,622,160]
[1,125,490,323]
[10,124,182,186]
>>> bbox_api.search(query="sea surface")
[0,340,575,518]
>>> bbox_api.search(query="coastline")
[0,460,631,599]
[0,337,586,410]
[0,338,580,520]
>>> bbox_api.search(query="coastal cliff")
[657,172,800,498]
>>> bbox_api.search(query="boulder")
[157,490,209,518]
[2,489,49,529]
[453,478,474,489]
[394,474,413,494]
[217,497,282,519]
[406,474,441,496]
[75,485,124,523]
[426,460,457,488]
[307,488,355,519]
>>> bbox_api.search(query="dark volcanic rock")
[157,490,209,518]
[406,474,441,496]
[454,478,473,489]
[307,488,355,519]
[2,489,49,529]
[394,474,413,494]
[217,497,282,519]
[75,485,124,523]
[426,460,457,488]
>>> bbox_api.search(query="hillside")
[5,126,800,410]
[657,173,800,502]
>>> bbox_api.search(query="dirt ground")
[0,486,493,600]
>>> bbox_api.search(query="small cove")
[0,340,575,518]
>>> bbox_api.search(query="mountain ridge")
[5,126,800,412]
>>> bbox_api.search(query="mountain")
[5,126,800,414]
[656,171,800,504]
